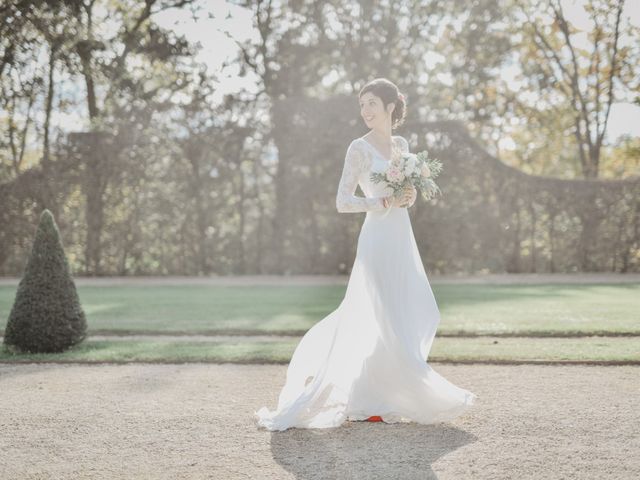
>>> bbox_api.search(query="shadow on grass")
[433,283,639,306]
[2,283,638,336]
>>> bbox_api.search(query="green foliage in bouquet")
[3,209,87,354]
[370,149,443,201]
[413,150,443,200]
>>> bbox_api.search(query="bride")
[254,78,477,431]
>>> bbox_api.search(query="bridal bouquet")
[370,148,443,201]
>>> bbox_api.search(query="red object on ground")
[366,415,383,422]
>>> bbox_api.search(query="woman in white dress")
[254,78,477,431]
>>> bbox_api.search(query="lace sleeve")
[336,140,386,213]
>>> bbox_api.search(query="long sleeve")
[336,140,386,213]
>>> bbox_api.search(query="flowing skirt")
[254,208,477,431]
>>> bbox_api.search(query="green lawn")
[0,336,637,364]
[1,283,638,336]
[1,282,638,363]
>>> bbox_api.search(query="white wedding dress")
[254,135,477,431]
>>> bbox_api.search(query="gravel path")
[1,363,638,479]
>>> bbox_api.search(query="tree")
[226,0,481,272]
[514,0,639,178]
[0,0,198,274]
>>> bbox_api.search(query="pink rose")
[386,167,405,183]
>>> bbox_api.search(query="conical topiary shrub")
[3,209,87,353]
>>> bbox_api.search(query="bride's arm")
[336,140,388,213]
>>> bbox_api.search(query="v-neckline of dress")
[359,136,397,163]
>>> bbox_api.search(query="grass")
[1,283,638,336]
[0,285,342,334]
[1,282,637,364]
[435,283,640,336]
[0,336,638,364]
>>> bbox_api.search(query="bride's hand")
[406,185,417,207]
[384,185,415,208]
[396,185,416,208]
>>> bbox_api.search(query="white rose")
[402,156,416,175]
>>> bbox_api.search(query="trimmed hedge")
[3,209,87,353]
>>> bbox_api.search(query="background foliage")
[1,0,638,275]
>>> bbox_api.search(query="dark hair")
[358,78,407,130]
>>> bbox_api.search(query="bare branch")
[551,0,594,151]
[598,0,624,151]
[591,11,602,137]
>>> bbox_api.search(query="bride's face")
[359,92,394,129]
